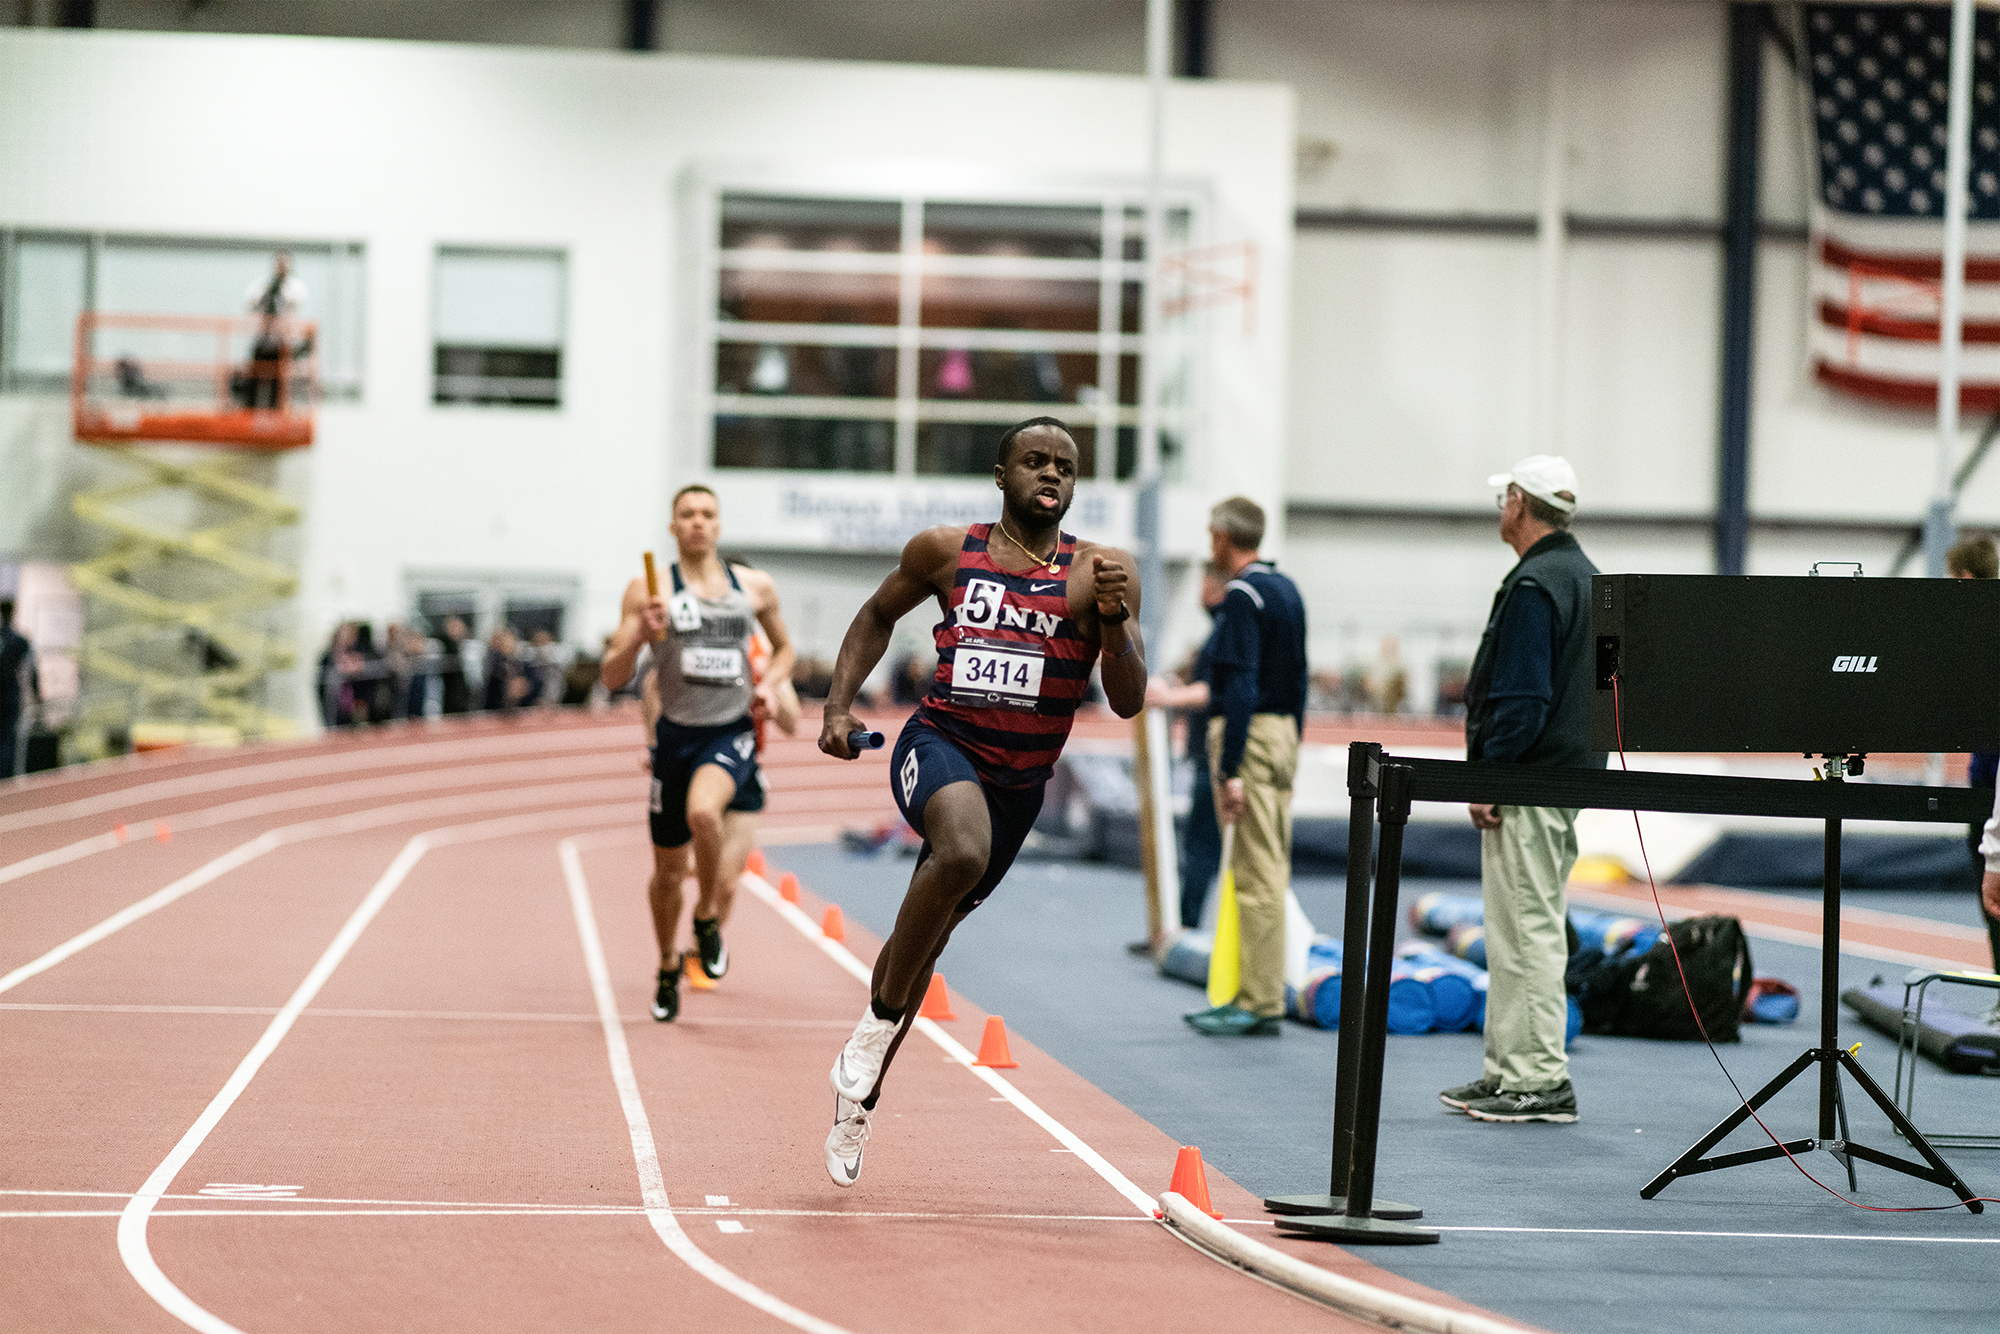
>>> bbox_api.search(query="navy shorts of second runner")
[650,715,765,848]
[890,716,1044,915]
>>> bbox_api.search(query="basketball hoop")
[72,312,318,450]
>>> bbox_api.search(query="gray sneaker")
[1464,1079,1579,1124]
[1438,1075,1500,1112]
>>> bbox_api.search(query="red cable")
[1607,672,1995,1213]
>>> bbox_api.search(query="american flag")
[1805,2,2000,408]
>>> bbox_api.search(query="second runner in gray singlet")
[655,562,757,728]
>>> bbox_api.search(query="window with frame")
[705,191,1193,478]
[0,230,365,398]
[433,247,566,408]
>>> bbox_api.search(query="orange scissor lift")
[68,312,316,753]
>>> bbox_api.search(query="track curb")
[1156,1192,1538,1334]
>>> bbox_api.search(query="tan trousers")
[1480,803,1580,1090]
[1208,714,1298,1019]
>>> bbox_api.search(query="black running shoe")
[1464,1080,1578,1124]
[693,917,728,980]
[651,963,680,1022]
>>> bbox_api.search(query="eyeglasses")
[1494,488,1514,511]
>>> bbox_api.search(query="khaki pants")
[1480,803,1579,1090]
[1208,714,1298,1019]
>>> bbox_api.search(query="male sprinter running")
[816,416,1146,1186]
[603,485,794,1022]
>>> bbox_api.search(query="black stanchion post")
[1265,743,1419,1220]
[1275,761,1438,1245]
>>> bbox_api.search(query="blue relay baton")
[847,729,885,752]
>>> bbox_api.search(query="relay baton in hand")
[848,730,885,752]
[641,551,664,642]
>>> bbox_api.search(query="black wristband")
[1097,601,1130,625]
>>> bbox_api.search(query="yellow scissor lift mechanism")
[68,312,317,755]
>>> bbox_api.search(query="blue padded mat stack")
[1160,913,1580,1040]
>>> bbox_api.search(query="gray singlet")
[655,561,757,728]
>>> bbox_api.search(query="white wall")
[0,28,1293,725]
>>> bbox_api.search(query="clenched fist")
[1091,553,1128,617]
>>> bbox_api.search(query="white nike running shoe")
[829,1006,900,1103]
[824,1095,872,1188]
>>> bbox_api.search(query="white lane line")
[0,784,641,995]
[0,725,636,835]
[735,872,1159,1218]
[0,1003,852,1028]
[1430,1225,2000,1243]
[2,1188,1159,1221]
[14,1207,1167,1223]
[118,806,633,1333]
[118,835,431,1334]
[0,751,634,889]
[559,839,854,1334]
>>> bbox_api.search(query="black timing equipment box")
[1589,573,2000,755]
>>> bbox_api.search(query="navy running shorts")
[650,715,765,849]
[890,716,1045,914]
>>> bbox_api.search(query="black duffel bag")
[1569,914,1752,1043]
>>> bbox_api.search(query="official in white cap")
[1439,455,1602,1124]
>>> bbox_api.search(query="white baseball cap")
[1488,455,1579,514]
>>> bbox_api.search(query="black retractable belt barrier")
[1265,742,1421,1221]
[1274,760,1439,1245]
[1271,747,1984,1248]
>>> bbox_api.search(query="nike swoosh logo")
[1030,582,1062,592]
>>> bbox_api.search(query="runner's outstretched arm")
[819,528,959,760]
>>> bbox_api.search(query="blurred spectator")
[352,623,390,723]
[562,644,600,706]
[527,628,568,706]
[241,251,307,410]
[1,600,41,778]
[482,627,530,712]
[1434,659,1471,717]
[889,651,932,704]
[1365,635,1408,715]
[318,622,362,727]
[437,616,471,715]
[791,655,834,700]
[383,623,420,721]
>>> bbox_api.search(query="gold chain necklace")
[994,520,1062,577]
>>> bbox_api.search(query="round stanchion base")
[1273,1212,1440,1246]
[1262,1192,1422,1221]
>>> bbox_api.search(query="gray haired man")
[1441,456,1601,1123]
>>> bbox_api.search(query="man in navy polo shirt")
[1185,497,1307,1038]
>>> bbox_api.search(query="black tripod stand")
[1641,756,1981,1210]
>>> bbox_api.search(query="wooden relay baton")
[642,551,665,642]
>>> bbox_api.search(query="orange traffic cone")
[746,848,767,877]
[971,1016,1017,1068]
[683,953,716,991]
[1168,1145,1222,1219]
[113,824,127,843]
[155,821,172,844]
[820,905,846,942]
[778,872,800,903]
[918,974,957,1021]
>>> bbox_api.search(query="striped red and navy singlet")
[914,523,1094,787]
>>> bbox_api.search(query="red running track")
[0,708,1529,1333]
